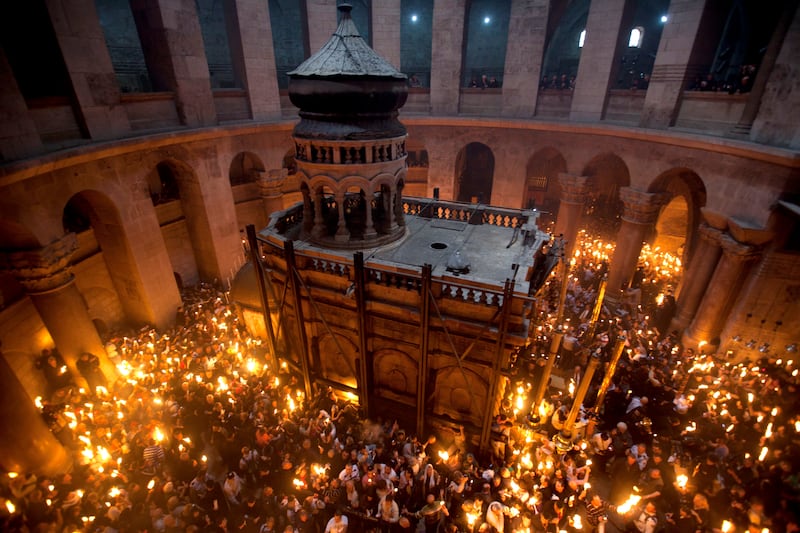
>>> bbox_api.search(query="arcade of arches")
[0,0,798,503]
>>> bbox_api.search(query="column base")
[681,328,719,353]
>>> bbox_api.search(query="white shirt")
[324,515,348,533]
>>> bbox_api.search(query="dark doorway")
[455,142,494,203]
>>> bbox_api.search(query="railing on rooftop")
[402,198,528,229]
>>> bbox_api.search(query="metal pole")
[592,338,626,414]
[530,329,564,422]
[245,225,280,374]
[584,277,608,341]
[554,353,601,453]
[563,354,601,432]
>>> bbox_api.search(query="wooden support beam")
[353,252,371,418]
[417,264,432,437]
[284,240,313,398]
[480,279,515,451]
[245,225,280,374]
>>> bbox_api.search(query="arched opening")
[145,159,225,285]
[581,153,631,240]
[146,162,181,205]
[455,142,494,203]
[62,190,150,326]
[647,168,707,263]
[344,185,368,238]
[315,333,359,392]
[282,148,297,176]
[524,147,567,224]
[229,151,265,186]
[405,139,429,197]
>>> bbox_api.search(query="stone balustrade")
[294,137,407,165]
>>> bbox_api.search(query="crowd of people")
[688,65,757,95]
[539,75,576,91]
[468,75,502,89]
[1,227,799,533]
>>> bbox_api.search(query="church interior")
[0,0,799,531]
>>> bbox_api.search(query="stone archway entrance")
[455,142,494,203]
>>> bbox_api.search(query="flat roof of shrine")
[260,198,550,292]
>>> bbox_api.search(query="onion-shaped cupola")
[288,3,409,249]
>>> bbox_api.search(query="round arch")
[647,168,707,262]
[524,146,567,215]
[581,152,631,239]
[316,333,359,390]
[229,151,266,186]
[432,365,489,428]
[62,190,150,325]
[455,142,495,203]
[373,348,417,398]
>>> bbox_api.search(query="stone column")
[501,0,549,118]
[45,0,131,139]
[748,2,800,149]
[2,234,116,384]
[0,47,43,160]
[553,173,591,260]
[371,0,401,68]
[670,224,724,331]
[334,192,350,242]
[569,0,633,121]
[130,0,217,127]
[0,352,72,477]
[226,0,282,120]
[683,234,761,350]
[311,188,326,238]
[364,194,377,239]
[259,169,287,222]
[605,188,670,301]
[639,0,712,129]
[305,0,338,54]
[302,188,314,233]
[430,0,466,115]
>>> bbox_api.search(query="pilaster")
[45,0,131,139]
[430,0,466,115]
[227,0,282,120]
[130,0,217,127]
[569,0,632,121]
[501,0,549,118]
[639,0,711,129]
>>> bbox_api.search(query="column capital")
[719,233,761,262]
[258,169,287,198]
[2,234,77,293]
[557,173,591,204]
[619,187,671,225]
[697,223,725,245]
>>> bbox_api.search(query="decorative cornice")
[557,173,591,204]
[259,169,287,197]
[1,233,77,293]
[719,233,761,262]
[697,223,725,246]
[619,187,671,225]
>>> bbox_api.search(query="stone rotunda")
[289,4,410,249]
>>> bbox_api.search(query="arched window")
[578,29,586,48]
[629,26,644,48]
